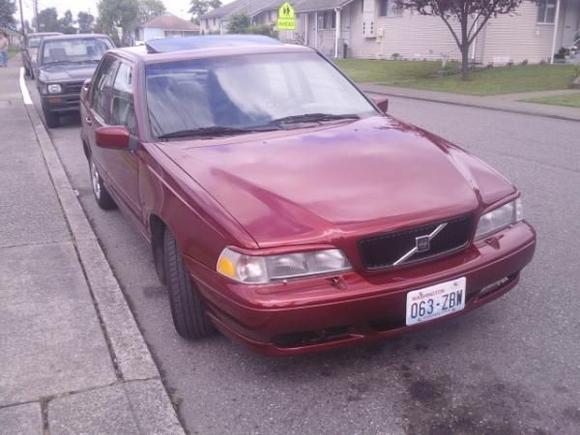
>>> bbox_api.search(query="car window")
[91,57,119,122]
[41,38,112,65]
[111,62,137,134]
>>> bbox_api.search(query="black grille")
[64,82,83,95]
[272,326,352,348]
[359,215,473,270]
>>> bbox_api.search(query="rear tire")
[89,155,116,210]
[43,107,59,128]
[163,228,214,339]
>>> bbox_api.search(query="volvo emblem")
[393,223,448,266]
[415,235,431,253]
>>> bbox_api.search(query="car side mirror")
[372,96,389,114]
[96,126,130,150]
[81,79,91,98]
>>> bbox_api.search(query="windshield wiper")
[158,125,278,140]
[268,113,360,126]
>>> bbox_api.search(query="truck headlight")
[475,198,523,240]
[217,248,352,284]
[47,84,62,94]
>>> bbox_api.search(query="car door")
[86,54,119,189]
[105,61,142,222]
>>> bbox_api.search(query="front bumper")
[40,93,80,114]
[186,221,536,356]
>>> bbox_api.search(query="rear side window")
[111,63,137,134]
[91,56,119,122]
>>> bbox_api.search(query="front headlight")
[475,198,523,239]
[47,84,62,94]
[216,247,352,284]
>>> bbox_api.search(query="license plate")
[405,277,466,326]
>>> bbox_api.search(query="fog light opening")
[479,276,510,297]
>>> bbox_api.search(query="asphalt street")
[29,80,580,434]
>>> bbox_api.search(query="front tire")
[89,155,116,210]
[43,107,59,128]
[163,228,214,339]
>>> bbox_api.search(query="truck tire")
[43,107,59,128]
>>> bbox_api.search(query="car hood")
[156,116,515,248]
[38,63,97,82]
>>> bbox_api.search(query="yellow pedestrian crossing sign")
[277,2,296,30]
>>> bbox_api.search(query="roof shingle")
[203,0,354,20]
[143,13,200,31]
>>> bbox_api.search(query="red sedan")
[80,36,535,355]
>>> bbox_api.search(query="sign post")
[277,2,296,31]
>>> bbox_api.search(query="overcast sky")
[18,0,233,24]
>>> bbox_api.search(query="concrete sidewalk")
[360,83,580,122]
[0,62,184,433]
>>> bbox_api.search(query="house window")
[379,0,403,17]
[318,10,336,29]
[537,0,557,23]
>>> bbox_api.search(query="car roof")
[145,35,282,53]
[41,34,111,42]
[28,32,62,37]
[110,35,313,65]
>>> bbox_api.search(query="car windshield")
[145,52,376,138]
[42,38,112,65]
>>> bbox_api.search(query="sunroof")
[145,35,283,54]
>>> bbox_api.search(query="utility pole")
[18,0,26,39]
[33,0,39,32]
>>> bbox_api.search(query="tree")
[0,0,16,29]
[226,13,275,37]
[97,0,139,46]
[77,11,95,33]
[189,0,221,24]
[138,0,166,24]
[227,13,251,33]
[58,9,76,34]
[36,8,60,32]
[397,0,525,79]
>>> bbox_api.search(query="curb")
[361,87,580,123]
[21,73,185,433]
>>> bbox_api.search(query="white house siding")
[476,1,560,64]
[143,28,166,41]
[343,0,576,63]
[201,18,222,34]
[347,0,462,60]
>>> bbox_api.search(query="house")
[203,0,580,64]
[200,0,281,34]
[290,0,580,63]
[135,13,200,42]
